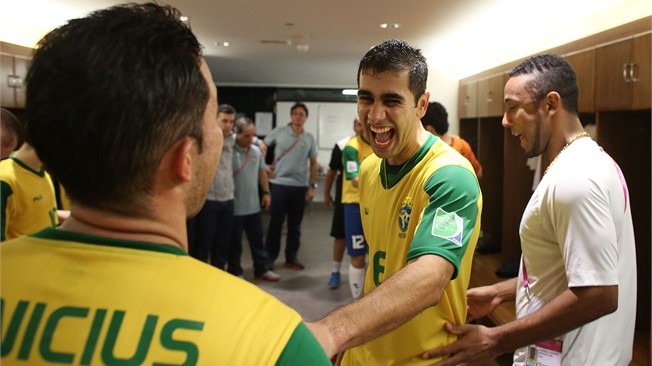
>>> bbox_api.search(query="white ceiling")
[2,0,651,89]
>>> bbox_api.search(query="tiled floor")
[239,202,353,321]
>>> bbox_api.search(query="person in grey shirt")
[230,117,281,281]
[189,104,236,271]
[263,102,318,270]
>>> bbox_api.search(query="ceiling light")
[296,43,310,53]
[380,23,400,29]
[341,89,357,95]
[179,15,189,25]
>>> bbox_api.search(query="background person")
[324,133,350,289]
[263,102,318,270]
[0,4,330,364]
[230,117,280,281]
[0,108,22,160]
[1,107,59,242]
[340,117,373,299]
[189,104,236,272]
[421,101,482,178]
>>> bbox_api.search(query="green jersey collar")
[31,227,188,255]
[381,134,436,189]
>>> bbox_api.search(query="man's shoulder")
[359,154,380,176]
[336,135,353,150]
[0,158,17,182]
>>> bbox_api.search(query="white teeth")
[375,139,390,146]
[370,126,391,133]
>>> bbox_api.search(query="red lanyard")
[234,148,251,177]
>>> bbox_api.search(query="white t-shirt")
[514,137,636,366]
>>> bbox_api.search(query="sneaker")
[255,270,281,282]
[284,259,305,270]
[328,272,341,289]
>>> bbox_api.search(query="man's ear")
[416,91,430,119]
[545,91,562,115]
[168,137,195,183]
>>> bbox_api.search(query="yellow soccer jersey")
[341,135,373,204]
[343,134,482,365]
[0,228,330,365]
[0,157,58,242]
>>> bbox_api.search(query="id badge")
[525,339,563,366]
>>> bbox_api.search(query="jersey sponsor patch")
[431,208,463,246]
[346,161,358,173]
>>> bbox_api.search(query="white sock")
[332,261,342,273]
[348,263,366,299]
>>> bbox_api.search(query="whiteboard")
[317,103,358,149]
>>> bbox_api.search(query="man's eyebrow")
[357,89,372,97]
[357,90,405,102]
[381,93,405,101]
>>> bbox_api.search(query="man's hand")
[422,323,501,366]
[266,165,276,179]
[324,192,334,207]
[305,187,315,202]
[467,286,502,321]
[260,194,271,209]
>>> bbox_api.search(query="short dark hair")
[234,116,254,134]
[25,3,209,215]
[218,104,236,115]
[1,108,24,148]
[422,101,449,135]
[357,39,428,104]
[290,102,309,116]
[509,53,579,114]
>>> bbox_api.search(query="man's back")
[1,229,329,365]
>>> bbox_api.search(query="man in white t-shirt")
[423,54,636,366]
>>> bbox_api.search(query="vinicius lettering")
[1,299,204,365]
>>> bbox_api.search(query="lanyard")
[234,148,251,177]
[272,136,301,168]
[522,258,531,299]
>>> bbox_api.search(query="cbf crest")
[397,197,413,238]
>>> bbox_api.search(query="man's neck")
[59,204,188,252]
[291,124,303,135]
[387,129,429,166]
[14,145,43,171]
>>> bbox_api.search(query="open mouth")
[370,126,395,147]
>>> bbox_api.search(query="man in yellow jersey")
[341,117,373,298]
[309,39,482,365]
[0,135,58,241]
[0,3,329,365]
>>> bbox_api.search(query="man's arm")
[323,169,336,207]
[309,254,454,357]
[258,168,271,209]
[305,156,318,202]
[342,145,360,188]
[424,285,617,365]
[466,278,517,321]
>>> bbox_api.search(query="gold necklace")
[543,131,591,176]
